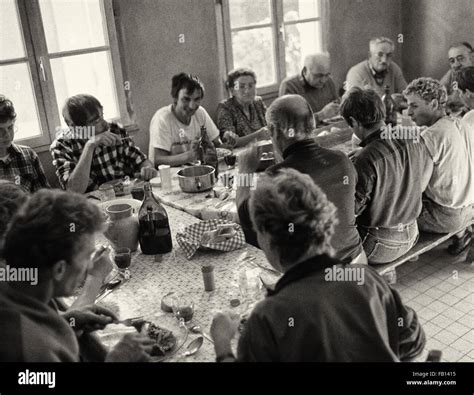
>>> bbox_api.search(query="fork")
[115,316,145,326]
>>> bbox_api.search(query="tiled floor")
[392,240,473,362]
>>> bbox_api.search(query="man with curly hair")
[404,78,474,255]
[211,169,425,362]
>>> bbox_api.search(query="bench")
[374,226,473,275]
[313,126,473,273]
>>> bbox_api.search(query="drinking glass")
[171,294,195,324]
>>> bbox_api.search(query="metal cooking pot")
[177,165,215,193]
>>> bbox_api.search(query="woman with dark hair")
[216,68,269,148]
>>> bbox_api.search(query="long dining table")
[91,203,281,362]
[85,121,354,362]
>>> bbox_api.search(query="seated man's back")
[237,252,425,361]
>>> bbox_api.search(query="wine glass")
[171,294,195,325]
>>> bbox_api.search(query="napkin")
[176,219,245,259]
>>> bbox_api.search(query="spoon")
[183,336,204,357]
[189,325,214,344]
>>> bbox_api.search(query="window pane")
[39,0,107,53]
[283,0,320,21]
[0,63,42,140]
[232,28,276,86]
[0,0,26,60]
[229,0,271,29]
[285,21,322,77]
[51,51,119,126]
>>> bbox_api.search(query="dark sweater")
[238,139,363,262]
[0,282,79,362]
[237,254,426,362]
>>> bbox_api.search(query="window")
[222,0,325,95]
[0,0,129,150]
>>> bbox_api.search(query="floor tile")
[418,306,439,321]
[441,308,466,321]
[456,314,473,328]
[441,346,465,362]
[439,293,462,306]
[412,293,434,307]
[446,321,471,337]
[433,329,459,346]
[450,337,473,353]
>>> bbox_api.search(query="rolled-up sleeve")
[50,139,76,189]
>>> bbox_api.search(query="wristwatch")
[216,352,236,362]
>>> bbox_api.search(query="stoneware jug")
[104,203,139,252]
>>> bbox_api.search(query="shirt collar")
[359,128,384,147]
[268,254,339,296]
[282,139,319,159]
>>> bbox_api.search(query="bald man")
[236,95,366,264]
[346,37,407,96]
[279,53,340,122]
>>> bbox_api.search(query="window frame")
[2,0,131,152]
[220,0,326,98]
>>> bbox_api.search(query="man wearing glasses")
[279,53,340,123]
[0,96,49,192]
[440,42,473,94]
[346,37,407,96]
[51,94,156,193]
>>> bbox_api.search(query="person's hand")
[238,143,260,174]
[257,126,271,140]
[223,131,239,147]
[88,130,121,149]
[64,304,118,336]
[210,312,240,344]
[88,247,113,284]
[105,333,155,362]
[391,93,408,112]
[318,101,340,120]
[140,166,158,181]
[187,139,201,163]
[348,147,363,161]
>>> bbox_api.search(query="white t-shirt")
[421,115,474,208]
[148,105,220,163]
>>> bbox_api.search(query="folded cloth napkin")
[176,219,245,259]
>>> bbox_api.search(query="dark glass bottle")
[138,182,172,254]
[200,125,219,178]
[382,85,397,126]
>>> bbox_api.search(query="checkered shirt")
[0,144,50,192]
[50,123,147,192]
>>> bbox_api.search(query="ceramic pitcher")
[104,203,139,252]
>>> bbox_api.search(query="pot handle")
[195,177,202,190]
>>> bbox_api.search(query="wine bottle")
[382,85,397,126]
[138,182,172,254]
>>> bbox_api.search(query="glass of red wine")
[171,294,194,324]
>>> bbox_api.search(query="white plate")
[97,198,142,215]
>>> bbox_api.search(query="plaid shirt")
[0,144,50,192]
[50,123,147,192]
